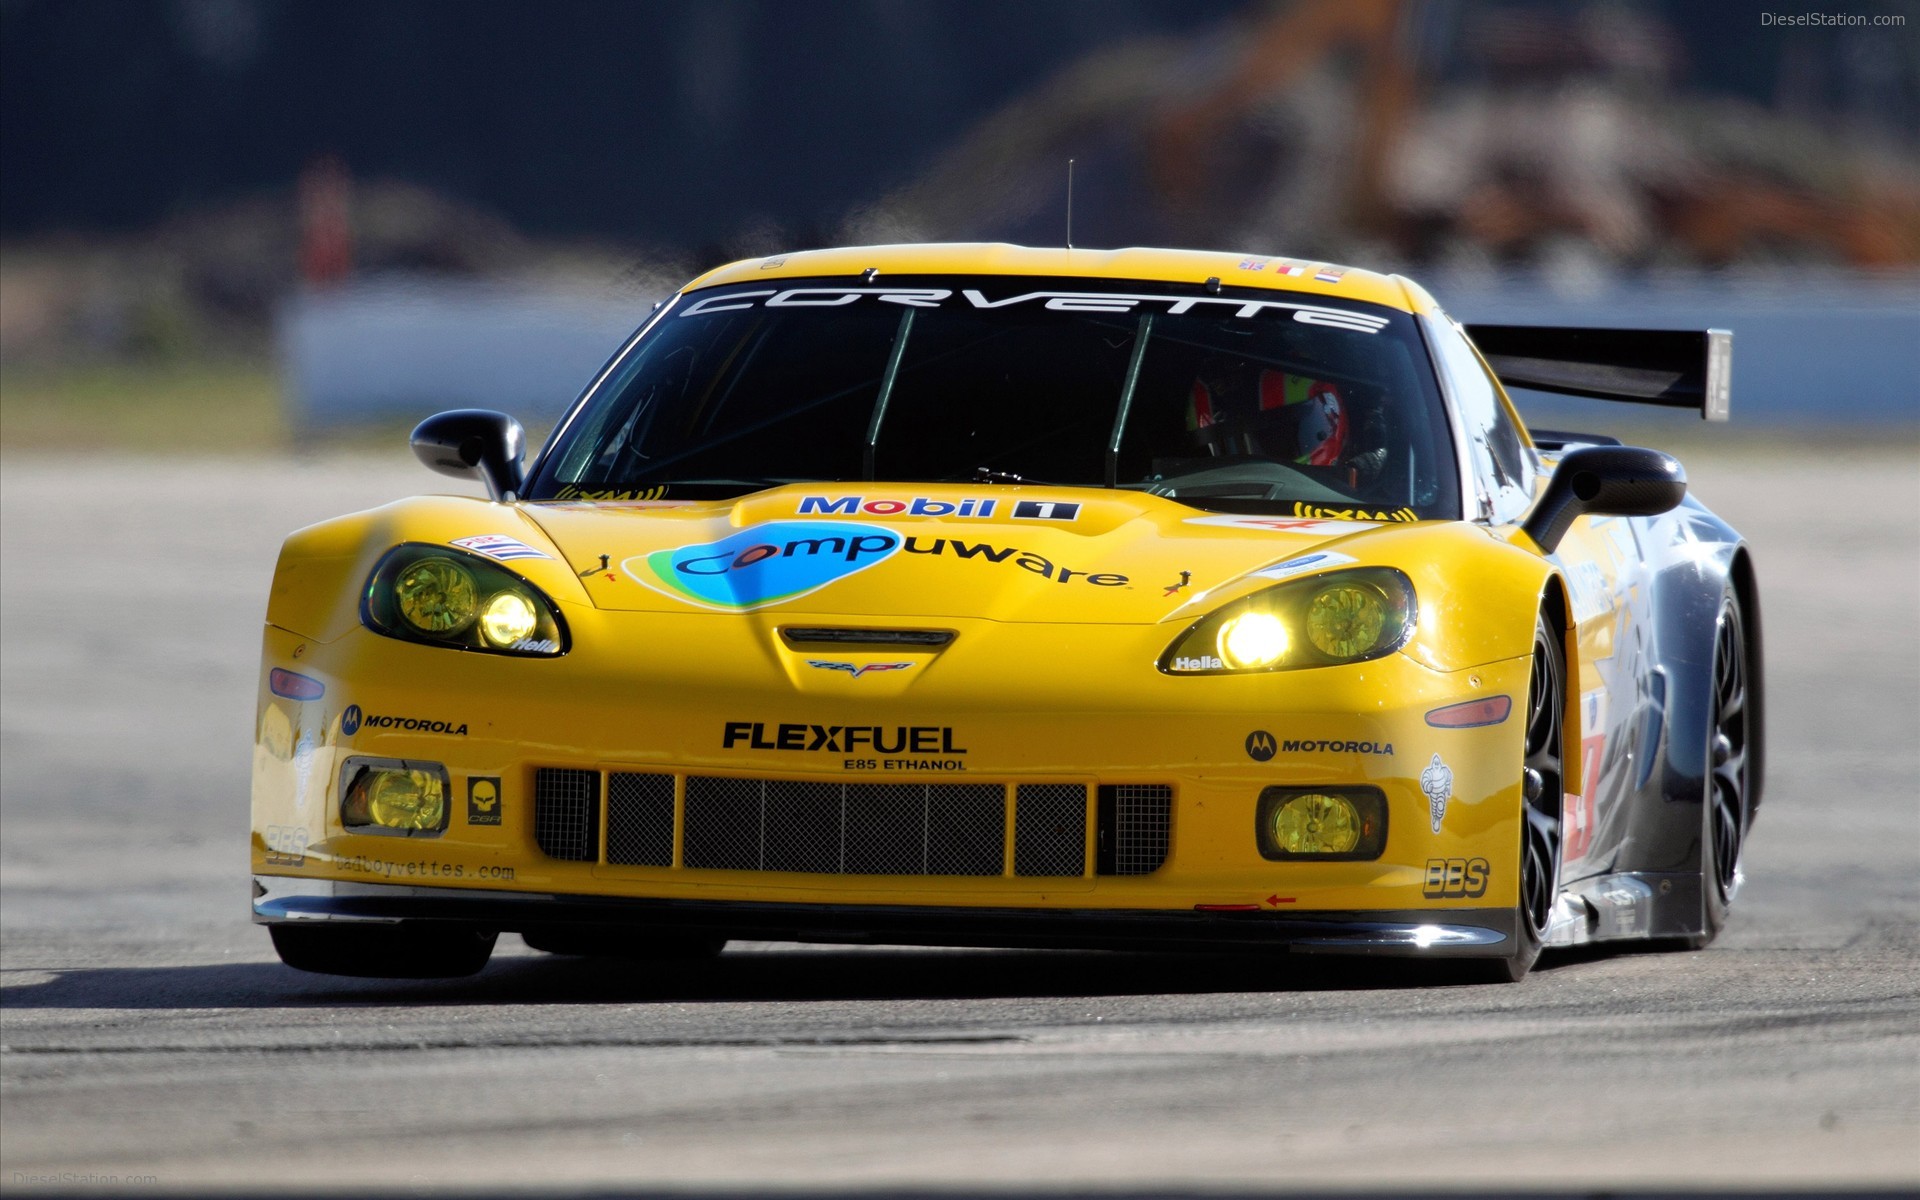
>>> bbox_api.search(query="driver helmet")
[1185,363,1350,467]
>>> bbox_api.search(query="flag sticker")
[450,534,551,561]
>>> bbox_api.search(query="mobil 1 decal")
[798,494,1082,521]
[624,521,900,611]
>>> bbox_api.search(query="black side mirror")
[1522,445,1685,554]
[410,409,526,502]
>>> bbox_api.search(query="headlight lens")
[480,591,538,647]
[395,557,478,634]
[364,544,567,656]
[1305,582,1386,658]
[1162,567,1414,674]
[1218,610,1290,670]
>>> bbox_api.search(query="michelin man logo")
[1421,753,1454,833]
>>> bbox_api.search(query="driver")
[1184,359,1353,468]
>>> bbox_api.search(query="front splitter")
[253,875,1513,958]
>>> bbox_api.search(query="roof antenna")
[1066,158,1075,250]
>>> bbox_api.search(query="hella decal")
[625,521,900,611]
[722,721,966,755]
[806,660,914,679]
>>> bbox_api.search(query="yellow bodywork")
[251,244,1576,926]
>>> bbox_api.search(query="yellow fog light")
[368,770,446,830]
[395,558,477,634]
[1217,611,1290,669]
[1271,792,1360,854]
[1255,786,1387,860]
[341,758,449,835]
[1306,582,1386,658]
[479,591,538,647]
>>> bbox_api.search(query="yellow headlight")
[479,591,538,647]
[395,558,477,634]
[1270,792,1361,854]
[367,769,446,831]
[1217,610,1290,669]
[1306,582,1386,658]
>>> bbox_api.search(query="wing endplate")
[1467,325,1732,422]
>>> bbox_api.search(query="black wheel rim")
[1521,623,1564,937]
[1709,600,1750,902]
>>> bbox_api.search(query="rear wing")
[1465,325,1732,422]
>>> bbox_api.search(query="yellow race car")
[251,245,1762,983]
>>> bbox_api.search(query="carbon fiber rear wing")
[1466,325,1732,422]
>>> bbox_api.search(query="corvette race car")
[251,244,1762,983]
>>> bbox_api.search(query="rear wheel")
[1475,613,1565,983]
[1678,591,1751,949]
[520,926,726,960]
[270,923,497,978]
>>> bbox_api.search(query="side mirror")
[410,409,525,502]
[1522,445,1685,554]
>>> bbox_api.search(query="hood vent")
[779,627,955,648]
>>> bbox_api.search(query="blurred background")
[2,0,1916,447]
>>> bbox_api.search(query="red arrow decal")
[1266,894,1296,906]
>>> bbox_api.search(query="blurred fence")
[279,279,645,429]
[281,272,1918,432]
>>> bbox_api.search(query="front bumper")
[254,617,1537,927]
[253,875,1514,957]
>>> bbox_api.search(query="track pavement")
[1,440,1915,1192]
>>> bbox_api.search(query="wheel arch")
[1728,546,1766,815]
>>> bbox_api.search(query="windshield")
[529,276,1460,519]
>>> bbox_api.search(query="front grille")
[684,777,1003,875]
[1014,784,1087,877]
[531,769,1164,878]
[1098,784,1173,875]
[534,767,598,861]
[607,772,675,866]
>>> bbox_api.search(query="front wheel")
[269,923,497,978]
[1474,612,1566,983]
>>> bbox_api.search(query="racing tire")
[269,923,497,979]
[1472,612,1565,983]
[520,926,727,960]
[1674,590,1753,951]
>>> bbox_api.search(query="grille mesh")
[606,772,675,867]
[684,778,1003,875]
[1014,784,1087,877]
[533,768,598,861]
[1106,784,1173,875]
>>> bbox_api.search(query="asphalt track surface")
[2,440,1915,1195]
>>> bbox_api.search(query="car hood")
[516,485,1414,625]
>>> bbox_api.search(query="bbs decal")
[1423,858,1490,899]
